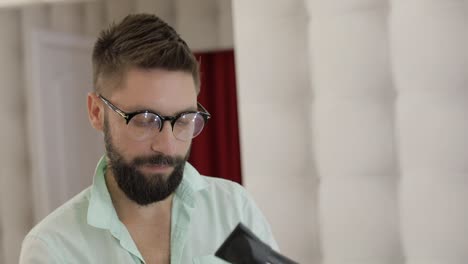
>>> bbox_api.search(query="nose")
[150,120,177,155]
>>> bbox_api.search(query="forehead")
[110,68,197,114]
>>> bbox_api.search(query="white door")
[26,30,103,223]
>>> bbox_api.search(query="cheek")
[106,123,140,154]
[178,141,192,157]
[121,139,151,156]
[179,140,190,150]
[107,118,134,144]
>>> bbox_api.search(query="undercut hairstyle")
[92,13,200,95]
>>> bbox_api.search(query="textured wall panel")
[307,0,403,262]
[233,1,318,262]
[391,0,468,262]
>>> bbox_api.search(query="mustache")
[131,154,182,167]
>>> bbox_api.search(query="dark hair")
[92,13,200,95]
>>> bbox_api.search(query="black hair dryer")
[215,223,299,264]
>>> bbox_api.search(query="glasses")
[99,94,211,141]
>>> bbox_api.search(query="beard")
[103,116,188,206]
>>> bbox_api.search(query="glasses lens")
[173,113,206,141]
[128,112,161,140]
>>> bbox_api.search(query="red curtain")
[189,50,242,185]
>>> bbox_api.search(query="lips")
[139,163,173,173]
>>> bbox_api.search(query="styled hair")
[92,13,200,95]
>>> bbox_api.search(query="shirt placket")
[170,186,195,264]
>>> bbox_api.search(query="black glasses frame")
[98,94,211,132]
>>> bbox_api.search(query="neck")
[105,170,174,225]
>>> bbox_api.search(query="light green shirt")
[20,157,277,264]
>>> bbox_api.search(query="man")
[19,14,277,264]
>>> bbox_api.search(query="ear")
[87,92,104,132]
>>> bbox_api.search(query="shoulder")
[21,188,91,262]
[194,176,279,249]
[201,176,247,198]
[27,188,91,237]
[196,176,253,210]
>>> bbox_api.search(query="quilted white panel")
[391,0,468,262]
[308,0,402,262]
[233,1,318,262]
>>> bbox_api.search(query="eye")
[130,113,160,128]
[176,114,196,126]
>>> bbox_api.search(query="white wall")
[0,9,32,264]
[234,0,468,263]
[308,1,402,263]
[232,0,318,262]
[391,1,468,263]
